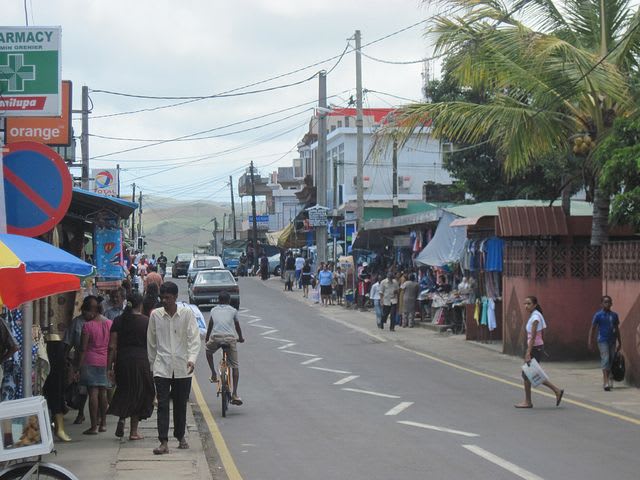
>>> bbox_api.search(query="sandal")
[99,425,107,433]
[83,428,98,435]
[73,415,85,425]
[556,389,564,407]
[514,403,533,409]
[230,395,243,406]
[153,444,169,455]
[178,438,189,449]
[115,420,125,438]
[129,434,144,441]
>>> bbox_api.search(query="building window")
[331,125,336,132]
[337,120,342,128]
[345,117,350,127]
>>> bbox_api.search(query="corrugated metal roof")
[445,200,593,218]
[450,217,482,227]
[498,206,568,237]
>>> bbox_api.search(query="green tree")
[594,116,640,229]
[396,0,640,245]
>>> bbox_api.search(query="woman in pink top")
[78,296,113,435]
[515,296,564,409]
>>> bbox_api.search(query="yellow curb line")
[192,378,244,480]
[395,345,640,427]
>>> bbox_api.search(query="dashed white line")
[260,329,279,335]
[247,319,262,324]
[308,367,352,374]
[277,343,296,350]
[398,421,479,438]
[282,350,318,357]
[384,402,414,416]
[333,375,359,385]
[300,357,323,365]
[462,445,544,480]
[263,336,294,343]
[253,324,275,329]
[341,388,401,399]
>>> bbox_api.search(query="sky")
[3,0,440,206]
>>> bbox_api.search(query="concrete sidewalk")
[261,276,640,421]
[45,402,213,480]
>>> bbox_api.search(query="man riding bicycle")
[205,292,245,405]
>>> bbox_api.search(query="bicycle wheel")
[0,462,79,480]
[220,369,228,417]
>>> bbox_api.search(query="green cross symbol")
[0,53,37,92]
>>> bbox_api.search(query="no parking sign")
[2,141,72,237]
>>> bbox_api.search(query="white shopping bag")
[521,358,548,387]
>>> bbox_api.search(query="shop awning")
[449,216,482,227]
[71,188,138,219]
[415,211,466,267]
[266,228,285,246]
[363,209,441,231]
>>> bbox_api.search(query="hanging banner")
[94,227,123,280]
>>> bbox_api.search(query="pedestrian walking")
[318,263,333,306]
[284,251,296,291]
[147,282,201,455]
[157,251,168,279]
[103,287,125,321]
[370,275,382,328]
[335,267,346,305]
[401,273,420,327]
[295,252,305,289]
[301,260,312,298]
[515,295,564,409]
[142,282,161,317]
[78,298,113,435]
[379,271,399,331]
[107,292,155,440]
[588,295,622,391]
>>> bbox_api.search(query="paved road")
[175,277,638,480]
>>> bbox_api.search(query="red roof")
[328,108,394,123]
[498,206,568,237]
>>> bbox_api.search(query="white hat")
[362,262,368,267]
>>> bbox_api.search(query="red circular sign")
[3,141,72,237]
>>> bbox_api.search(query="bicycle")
[0,456,79,480]
[216,344,233,417]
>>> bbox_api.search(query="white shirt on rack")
[148,305,201,379]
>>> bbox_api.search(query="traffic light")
[137,236,145,251]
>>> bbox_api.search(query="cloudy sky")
[4,0,439,205]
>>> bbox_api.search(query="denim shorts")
[598,342,615,370]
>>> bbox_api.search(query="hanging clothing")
[487,298,497,331]
[473,299,481,325]
[484,237,505,272]
[480,297,489,326]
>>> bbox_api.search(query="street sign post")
[307,204,329,227]
[0,27,62,116]
[3,141,72,237]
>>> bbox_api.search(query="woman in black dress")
[107,292,155,440]
[301,259,312,298]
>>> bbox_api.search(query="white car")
[186,255,224,285]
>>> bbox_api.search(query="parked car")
[188,269,240,309]
[187,255,224,285]
[172,253,193,278]
[268,253,281,275]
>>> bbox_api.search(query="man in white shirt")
[147,281,200,455]
[379,271,399,331]
[205,292,245,405]
[369,275,382,328]
[294,253,306,289]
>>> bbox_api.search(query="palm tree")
[397,0,640,245]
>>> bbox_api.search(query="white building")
[297,108,454,212]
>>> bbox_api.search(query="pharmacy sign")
[0,27,61,116]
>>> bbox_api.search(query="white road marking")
[301,357,323,365]
[462,445,544,480]
[252,324,275,329]
[247,319,262,324]
[263,336,294,343]
[309,367,352,374]
[277,343,296,350]
[333,375,359,385]
[282,350,318,357]
[384,402,414,416]
[398,421,479,438]
[341,388,401,399]
[260,329,279,335]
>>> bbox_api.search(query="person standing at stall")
[379,271,399,331]
[401,273,420,328]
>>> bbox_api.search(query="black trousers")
[154,376,192,442]
[381,304,397,330]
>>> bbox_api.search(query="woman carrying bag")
[515,296,564,409]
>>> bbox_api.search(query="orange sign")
[5,81,72,146]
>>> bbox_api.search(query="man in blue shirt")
[318,264,333,307]
[588,296,622,391]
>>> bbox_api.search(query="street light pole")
[250,161,259,272]
[355,30,365,230]
[316,71,328,265]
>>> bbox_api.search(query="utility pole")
[229,175,237,240]
[392,139,399,217]
[213,217,219,254]
[81,85,90,190]
[316,70,328,266]
[116,164,121,198]
[131,183,136,242]
[355,30,365,230]
[138,191,143,250]
[250,161,259,272]
[222,213,227,244]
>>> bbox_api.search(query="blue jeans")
[374,300,382,326]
